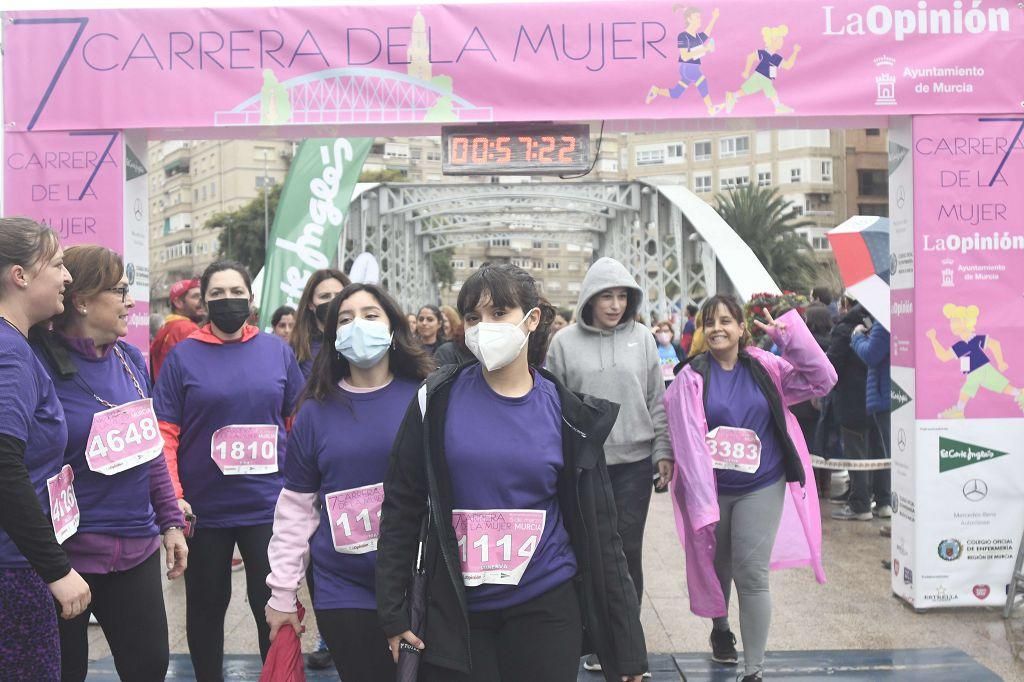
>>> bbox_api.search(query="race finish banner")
[257,138,370,330]
[4,1,1024,133]
[889,114,1024,610]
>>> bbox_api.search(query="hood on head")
[575,257,643,332]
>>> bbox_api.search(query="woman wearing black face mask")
[152,260,304,682]
[290,269,351,380]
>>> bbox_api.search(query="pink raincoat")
[664,310,835,617]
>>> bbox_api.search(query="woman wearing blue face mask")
[377,263,648,682]
[265,283,433,681]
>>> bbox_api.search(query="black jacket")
[825,306,869,430]
[375,363,648,679]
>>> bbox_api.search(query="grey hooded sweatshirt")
[546,257,672,466]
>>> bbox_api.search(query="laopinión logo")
[939,437,1008,473]
[938,538,963,561]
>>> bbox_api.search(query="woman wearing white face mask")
[265,283,433,681]
[377,263,648,682]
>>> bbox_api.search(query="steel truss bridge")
[342,181,779,320]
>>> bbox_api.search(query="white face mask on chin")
[464,308,538,372]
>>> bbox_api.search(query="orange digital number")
[518,136,536,161]
[538,136,556,163]
[557,136,577,163]
[472,137,489,164]
[494,136,512,163]
[451,137,469,165]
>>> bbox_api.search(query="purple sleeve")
[0,352,34,442]
[152,349,184,425]
[283,409,320,494]
[282,344,305,418]
[149,454,184,531]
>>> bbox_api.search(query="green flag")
[258,138,371,328]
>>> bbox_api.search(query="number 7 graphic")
[978,117,1024,187]
[10,17,89,131]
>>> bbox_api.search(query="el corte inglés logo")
[938,436,1008,473]
[891,380,912,412]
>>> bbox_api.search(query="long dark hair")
[300,283,433,407]
[698,294,752,348]
[456,263,556,367]
[290,268,350,364]
[416,304,446,344]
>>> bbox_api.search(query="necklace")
[73,344,146,409]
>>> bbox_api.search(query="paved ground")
[86,482,1024,680]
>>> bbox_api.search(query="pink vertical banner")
[4,130,123,250]
[913,115,1024,420]
[890,290,915,369]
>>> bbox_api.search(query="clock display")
[442,123,591,175]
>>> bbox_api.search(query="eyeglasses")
[107,286,131,303]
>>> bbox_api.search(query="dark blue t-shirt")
[952,335,989,373]
[705,360,785,495]
[678,32,709,64]
[444,365,577,611]
[284,377,418,610]
[755,50,783,79]
[34,339,160,538]
[153,332,303,528]
[0,321,67,569]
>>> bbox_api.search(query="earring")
[79,308,87,315]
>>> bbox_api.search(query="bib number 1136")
[210,425,279,475]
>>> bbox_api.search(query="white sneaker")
[582,654,602,671]
[874,504,893,519]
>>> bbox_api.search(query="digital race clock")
[441,123,591,176]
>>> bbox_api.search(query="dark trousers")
[844,411,892,514]
[184,524,273,682]
[59,549,169,682]
[421,580,582,682]
[607,458,652,605]
[316,607,395,681]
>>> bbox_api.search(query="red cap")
[169,278,200,303]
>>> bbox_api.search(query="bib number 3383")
[452,509,546,587]
[210,425,279,475]
[706,426,762,474]
[47,465,80,544]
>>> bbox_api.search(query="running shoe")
[307,636,332,670]
[874,504,893,519]
[739,674,762,682]
[582,654,602,671]
[831,505,872,521]
[710,629,738,665]
[829,485,851,505]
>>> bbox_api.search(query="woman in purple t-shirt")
[0,218,89,679]
[265,283,433,681]
[289,268,350,380]
[377,263,648,682]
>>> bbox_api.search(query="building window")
[790,168,802,183]
[210,182,217,198]
[719,136,750,158]
[568,282,582,293]
[636,149,665,166]
[866,128,881,136]
[858,203,890,217]
[426,151,441,161]
[811,236,830,250]
[791,205,804,216]
[694,140,712,161]
[546,281,562,291]
[532,240,543,249]
[532,260,542,269]
[490,238,510,247]
[757,171,772,187]
[667,143,685,160]
[451,259,466,269]
[694,174,712,193]
[820,161,832,183]
[547,242,559,249]
[546,261,560,270]
[568,262,580,271]
[858,169,888,197]
[720,175,750,190]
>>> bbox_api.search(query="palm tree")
[714,184,820,292]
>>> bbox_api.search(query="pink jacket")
[664,310,835,617]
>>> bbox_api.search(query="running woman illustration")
[925,304,1024,418]
[646,6,722,116]
[724,26,800,114]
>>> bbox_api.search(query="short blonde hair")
[942,303,979,331]
[761,25,789,44]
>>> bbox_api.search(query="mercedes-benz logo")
[897,428,907,452]
[962,479,988,502]
[133,198,144,220]
[896,186,906,209]
[890,253,897,277]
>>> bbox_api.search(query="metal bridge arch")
[342,182,779,321]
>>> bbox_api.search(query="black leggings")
[184,524,273,682]
[59,549,169,682]
[316,607,396,681]
[421,580,582,682]
[607,458,653,605]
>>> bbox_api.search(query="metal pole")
[263,149,270,250]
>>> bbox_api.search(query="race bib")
[706,426,762,474]
[452,509,546,587]
[769,65,778,79]
[960,355,971,373]
[85,399,163,476]
[210,425,279,475]
[325,482,384,554]
[47,465,80,544]
[661,361,676,382]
